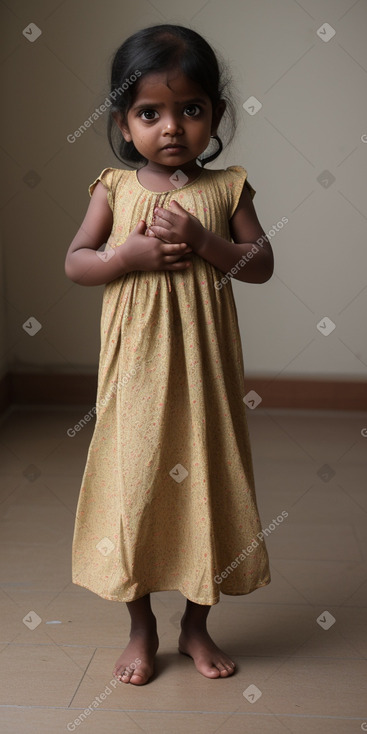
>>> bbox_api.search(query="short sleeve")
[225,165,256,219]
[88,168,117,211]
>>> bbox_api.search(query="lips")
[162,144,185,149]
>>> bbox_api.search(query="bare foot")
[178,627,236,679]
[113,628,159,686]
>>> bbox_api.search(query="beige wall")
[1,0,366,380]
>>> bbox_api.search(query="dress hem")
[72,576,271,606]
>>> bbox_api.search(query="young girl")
[65,23,273,686]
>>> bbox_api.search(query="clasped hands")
[145,200,205,254]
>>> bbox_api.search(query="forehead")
[134,71,208,100]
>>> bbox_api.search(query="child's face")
[115,71,225,171]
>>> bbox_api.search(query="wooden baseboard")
[248,377,366,411]
[0,372,366,412]
[0,373,97,414]
[0,373,12,414]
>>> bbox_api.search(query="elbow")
[64,257,79,284]
[64,260,73,282]
[260,252,274,283]
[260,264,274,283]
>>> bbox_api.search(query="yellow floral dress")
[71,165,271,605]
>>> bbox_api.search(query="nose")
[162,114,183,135]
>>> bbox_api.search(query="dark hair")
[107,24,237,168]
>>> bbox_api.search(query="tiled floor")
[0,405,366,733]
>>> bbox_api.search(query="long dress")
[71,164,271,605]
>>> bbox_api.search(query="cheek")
[137,128,152,144]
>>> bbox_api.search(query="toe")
[217,664,230,677]
[224,660,235,671]
[130,672,148,685]
[113,662,125,678]
[129,665,153,685]
[208,669,221,678]
[215,658,236,677]
[113,663,133,683]
[225,663,235,676]
[120,672,132,684]
[118,670,133,683]
[201,663,221,678]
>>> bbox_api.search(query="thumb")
[134,219,146,233]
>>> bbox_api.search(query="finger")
[165,260,192,270]
[153,208,173,224]
[164,251,192,261]
[145,229,171,243]
[168,200,184,211]
[173,244,192,251]
[161,252,185,262]
[163,255,189,264]
[161,243,188,254]
[148,225,171,241]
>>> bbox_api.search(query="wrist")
[194,225,210,256]
[111,242,129,274]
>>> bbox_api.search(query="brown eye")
[184,105,201,117]
[139,110,158,121]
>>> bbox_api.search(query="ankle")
[181,601,210,631]
[180,615,207,635]
[130,617,157,638]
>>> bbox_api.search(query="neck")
[142,161,202,176]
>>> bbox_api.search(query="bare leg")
[178,599,235,678]
[113,594,159,685]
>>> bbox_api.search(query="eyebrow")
[132,97,208,111]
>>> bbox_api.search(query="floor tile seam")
[0,705,366,720]
[2,642,366,661]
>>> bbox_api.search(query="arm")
[64,182,126,286]
[147,182,274,285]
[65,182,194,286]
[197,181,274,284]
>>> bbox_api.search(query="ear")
[211,99,226,136]
[112,111,132,142]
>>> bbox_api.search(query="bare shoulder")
[66,181,113,257]
[229,180,266,244]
